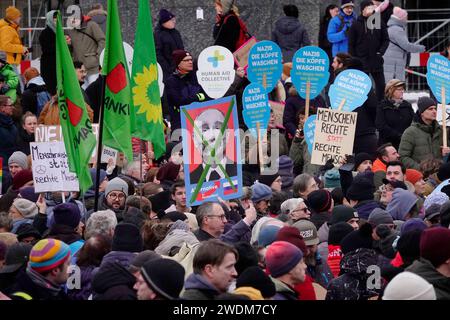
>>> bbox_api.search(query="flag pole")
[94,75,107,212]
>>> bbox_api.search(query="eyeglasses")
[207,214,227,221]
[108,193,125,200]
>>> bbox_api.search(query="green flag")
[131,0,166,159]
[102,0,134,161]
[55,13,96,194]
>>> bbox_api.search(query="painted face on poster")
[197,46,235,99]
[427,55,450,104]
[247,40,283,93]
[329,69,372,112]
[304,114,317,154]
[292,46,330,99]
[242,83,271,138]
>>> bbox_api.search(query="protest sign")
[100,146,118,168]
[233,36,257,69]
[197,46,235,99]
[242,83,271,138]
[30,141,80,192]
[269,100,285,127]
[427,55,450,147]
[180,95,243,206]
[311,108,358,165]
[329,69,371,112]
[304,115,317,154]
[247,40,282,93]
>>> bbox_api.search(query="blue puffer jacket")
[327,9,357,57]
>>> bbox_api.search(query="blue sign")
[329,69,372,112]
[247,40,283,93]
[292,46,330,99]
[242,83,271,138]
[304,115,317,154]
[427,55,450,104]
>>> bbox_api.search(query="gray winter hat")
[368,208,394,227]
[105,177,129,197]
[8,151,29,169]
[12,198,38,219]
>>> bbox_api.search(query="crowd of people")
[0,0,450,301]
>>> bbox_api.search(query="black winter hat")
[360,0,374,12]
[141,258,185,300]
[112,223,144,252]
[149,190,172,215]
[159,9,175,25]
[16,224,41,242]
[162,211,188,223]
[346,171,375,201]
[307,189,333,213]
[330,205,359,225]
[258,172,280,189]
[397,229,423,263]
[283,4,299,18]
[437,162,450,182]
[234,242,259,275]
[354,152,373,171]
[328,222,355,245]
[340,223,373,255]
[0,242,32,274]
[417,97,436,115]
[236,266,276,298]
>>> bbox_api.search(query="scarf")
[26,266,62,296]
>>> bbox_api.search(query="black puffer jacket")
[376,99,414,149]
[154,24,184,81]
[272,16,311,63]
[326,248,382,300]
[92,261,137,300]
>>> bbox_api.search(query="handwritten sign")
[242,83,271,138]
[247,40,283,93]
[304,115,317,154]
[427,54,450,104]
[30,141,79,192]
[197,46,235,99]
[329,69,372,112]
[292,46,330,99]
[100,146,118,167]
[311,109,358,165]
[233,36,257,69]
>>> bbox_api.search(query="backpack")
[36,90,51,116]
[220,13,251,50]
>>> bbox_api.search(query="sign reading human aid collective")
[30,141,80,192]
[197,46,235,99]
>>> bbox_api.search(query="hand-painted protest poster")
[197,46,235,99]
[233,36,257,69]
[242,83,271,138]
[269,100,285,128]
[30,141,80,192]
[311,108,358,165]
[427,54,450,105]
[292,46,330,99]
[247,40,283,93]
[304,115,317,154]
[329,69,372,112]
[181,95,243,206]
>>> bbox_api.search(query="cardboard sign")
[180,95,243,206]
[427,54,450,104]
[292,46,330,99]
[304,115,317,154]
[242,83,271,138]
[311,109,358,165]
[269,100,285,127]
[329,69,372,112]
[197,46,235,99]
[100,146,118,167]
[233,36,257,69]
[30,141,80,192]
[247,40,283,93]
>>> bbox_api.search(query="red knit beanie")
[12,169,33,191]
[420,227,450,268]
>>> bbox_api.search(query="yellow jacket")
[0,18,24,65]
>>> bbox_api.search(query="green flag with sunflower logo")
[131,0,166,159]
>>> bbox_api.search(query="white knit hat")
[382,272,436,300]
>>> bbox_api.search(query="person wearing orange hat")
[406,169,426,197]
[0,6,28,66]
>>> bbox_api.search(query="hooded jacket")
[0,18,24,65]
[0,62,19,102]
[154,24,184,81]
[272,16,311,63]
[383,16,425,82]
[386,188,418,221]
[399,117,449,170]
[21,76,49,115]
[326,248,381,300]
[182,273,221,300]
[87,8,107,34]
[92,262,136,300]
[406,258,450,300]
[327,9,357,57]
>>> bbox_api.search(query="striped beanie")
[28,239,70,273]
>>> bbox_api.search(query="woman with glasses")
[376,79,414,149]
